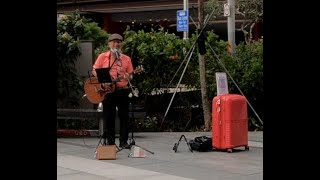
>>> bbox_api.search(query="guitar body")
[84,77,114,104]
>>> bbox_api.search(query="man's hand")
[124,72,132,80]
[101,83,112,92]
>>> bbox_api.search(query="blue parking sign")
[177,10,188,32]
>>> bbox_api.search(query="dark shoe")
[119,142,130,149]
[107,139,115,145]
[102,139,107,145]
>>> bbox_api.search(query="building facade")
[57,0,262,42]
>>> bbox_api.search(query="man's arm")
[92,69,97,77]
[125,57,134,80]
[92,53,104,77]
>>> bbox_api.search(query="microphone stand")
[126,76,154,156]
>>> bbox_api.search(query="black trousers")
[102,88,130,143]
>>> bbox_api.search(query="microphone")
[115,50,120,60]
[111,48,120,60]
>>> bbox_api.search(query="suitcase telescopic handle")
[216,99,221,112]
[216,99,221,125]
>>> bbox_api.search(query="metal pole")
[227,0,236,55]
[183,0,189,40]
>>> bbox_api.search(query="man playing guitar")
[92,33,133,149]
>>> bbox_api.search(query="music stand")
[95,68,112,83]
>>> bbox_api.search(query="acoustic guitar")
[84,66,144,104]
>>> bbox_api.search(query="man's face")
[108,40,122,50]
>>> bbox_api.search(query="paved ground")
[57,131,263,180]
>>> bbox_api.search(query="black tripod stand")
[172,135,193,153]
[127,96,154,156]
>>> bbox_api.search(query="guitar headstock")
[134,65,145,74]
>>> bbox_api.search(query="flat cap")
[108,33,123,42]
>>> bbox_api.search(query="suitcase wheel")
[245,146,249,151]
[227,149,233,153]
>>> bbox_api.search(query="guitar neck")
[113,71,135,82]
[115,68,143,82]
[112,66,144,82]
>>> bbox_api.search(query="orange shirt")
[93,51,134,88]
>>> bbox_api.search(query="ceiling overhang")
[57,0,199,14]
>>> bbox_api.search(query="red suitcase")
[212,94,249,152]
